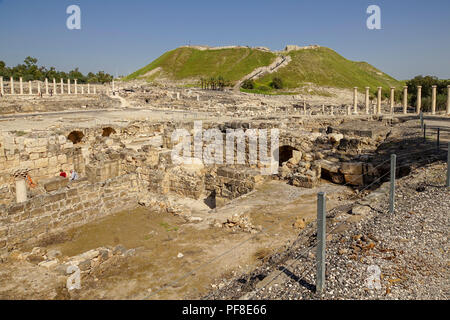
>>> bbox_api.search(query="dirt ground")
[0,180,352,300]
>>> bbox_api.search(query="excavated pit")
[1,88,448,300]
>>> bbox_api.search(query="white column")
[0,76,3,95]
[53,78,57,95]
[390,87,395,114]
[303,101,306,114]
[322,104,325,114]
[93,85,96,94]
[330,105,334,116]
[87,83,90,94]
[10,77,14,95]
[403,86,408,114]
[60,79,64,94]
[37,81,41,94]
[177,92,180,100]
[81,85,84,94]
[365,87,370,115]
[15,179,27,203]
[28,81,32,94]
[353,87,358,114]
[431,85,437,115]
[447,85,450,115]
[377,87,382,115]
[45,78,49,95]
[416,86,422,114]
[67,79,71,94]
[19,77,23,95]
[196,94,199,101]
[74,79,78,94]
[112,80,115,92]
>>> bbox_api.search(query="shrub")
[421,94,447,112]
[257,85,270,92]
[241,79,255,89]
[270,77,283,89]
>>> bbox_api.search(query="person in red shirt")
[59,169,67,178]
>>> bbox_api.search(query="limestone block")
[24,138,37,148]
[42,176,68,192]
[291,173,319,188]
[302,153,314,162]
[27,146,47,153]
[38,259,59,269]
[19,160,34,169]
[340,162,363,175]
[34,158,49,168]
[57,155,67,163]
[49,156,58,166]
[288,150,302,165]
[318,159,339,174]
[37,138,48,147]
[14,137,25,145]
[344,174,364,186]
[328,133,344,144]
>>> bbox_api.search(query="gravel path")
[206,162,449,300]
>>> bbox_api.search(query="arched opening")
[274,145,298,166]
[204,190,216,209]
[102,127,116,137]
[67,131,85,144]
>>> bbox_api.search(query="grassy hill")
[253,47,401,93]
[124,47,277,83]
[124,46,401,94]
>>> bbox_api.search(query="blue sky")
[0,0,449,79]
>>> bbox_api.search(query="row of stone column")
[0,77,97,96]
[353,85,450,115]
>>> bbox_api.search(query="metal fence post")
[316,192,326,293]
[420,111,423,130]
[447,142,450,188]
[423,124,426,142]
[437,128,440,151]
[389,154,396,213]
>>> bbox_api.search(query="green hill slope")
[254,47,401,92]
[124,46,401,93]
[124,47,277,83]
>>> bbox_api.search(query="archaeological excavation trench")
[0,87,447,299]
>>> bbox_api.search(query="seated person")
[69,169,79,181]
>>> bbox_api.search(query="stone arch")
[67,131,84,144]
[102,127,116,137]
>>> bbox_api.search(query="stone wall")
[208,166,266,207]
[0,173,139,255]
[0,132,77,205]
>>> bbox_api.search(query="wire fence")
[140,116,449,300]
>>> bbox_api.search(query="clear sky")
[0,0,449,80]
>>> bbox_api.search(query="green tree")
[406,75,449,111]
